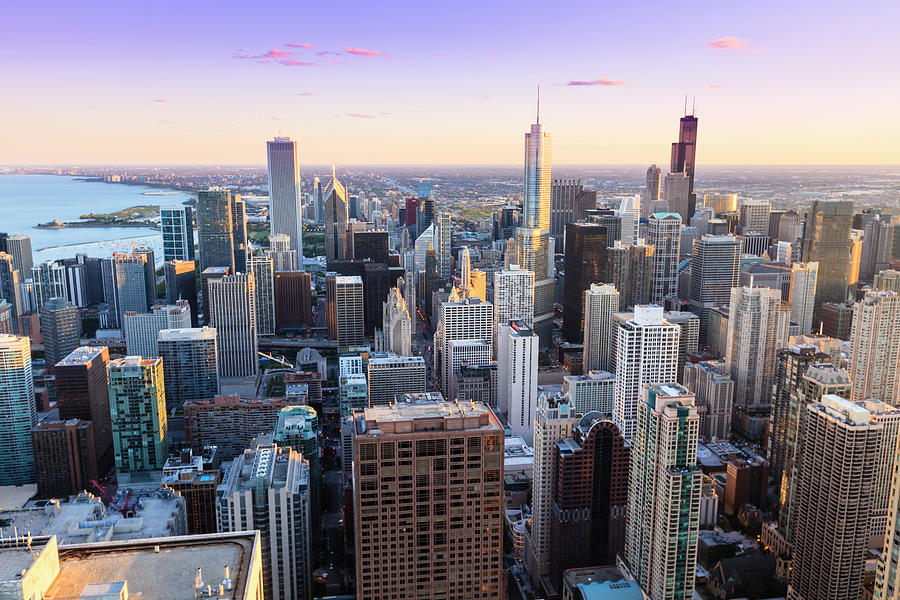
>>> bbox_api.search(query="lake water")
[0,174,193,266]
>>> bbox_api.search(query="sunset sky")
[2,0,898,165]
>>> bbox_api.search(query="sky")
[1,0,898,165]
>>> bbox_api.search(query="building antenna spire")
[331,164,335,179]
[536,85,541,125]
[692,95,696,116]
[684,94,688,116]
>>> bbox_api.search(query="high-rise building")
[382,286,411,356]
[666,311,700,382]
[688,234,740,344]
[6,233,33,276]
[664,172,692,222]
[860,214,894,283]
[866,399,900,550]
[0,252,23,325]
[197,188,236,272]
[55,346,112,475]
[274,270,313,330]
[647,213,682,304]
[266,137,303,256]
[642,165,662,219]
[498,320,539,442]
[738,198,771,235]
[801,199,853,325]
[562,222,608,342]
[273,404,320,555]
[206,273,258,377]
[160,205,195,262]
[40,297,79,368]
[367,355,426,406]
[231,195,248,274]
[436,295,493,395]
[267,233,297,272]
[324,167,349,261]
[112,251,153,324]
[108,356,168,478]
[351,400,505,600]
[606,241,653,310]
[726,286,782,407]
[562,370,616,414]
[157,327,219,409]
[612,306,681,439]
[582,283,619,373]
[165,259,198,326]
[434,212,452,279]
[218,443,311,600]
[249,254,275,336]
[625,383,701,599]
[493,264,534,328]
[123,300,192,358]
[874,269,900,293]
[326,274,364,350]
[184,395,297,459]
[458,246,471,293]
[669,111,698,222]
[789,262,818,335]
[446,339,491,399]
[787,395,882,600]
[550,178,593,251]
[31,418,96,497]
[0,300,11,334]
[30,260,67,310]
[0,334,35,485]
[616,195,640,246]
[683,360,734,439]
[849,290,900,405]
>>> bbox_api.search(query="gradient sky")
[2,0,898,165]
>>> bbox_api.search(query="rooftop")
[56,346,108,366]
[563,566,643,600]
[357,399,501,437]
[158,327,217,341]
[110,356,160,369]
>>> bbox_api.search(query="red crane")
[89,480,137,517]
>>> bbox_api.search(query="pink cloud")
[150,98,168,103]
[260,48,291,59]
[563,78,627,87]
[296,92,314,96]
[285,43,313,49]
[347,113,376,119]
[344,46,384,57]
[278,59,316,67]
[317,50,342,56]
[706,36,746,50]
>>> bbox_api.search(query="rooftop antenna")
[536,85,541,124]
[692,96,696,116]
[684,94,688,116]
[331,164,336,179]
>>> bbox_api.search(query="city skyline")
[2,1,899,165]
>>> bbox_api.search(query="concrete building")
[366,354,426,406]
[865,399,900,549]
[582,283,619,373]
[161,448,221,535]
[562,371,616,415]
[436,295,493,395]
[738,198,771,235]
[326,274,364,350]
[789,262,818,335]
[249,254,276,336]
[112,251,154,326]
[454,363,497,408]
[350,399,505,600]
[164,259,198,326]
[108,356,168,479]
[688,234,740,343]
[122,300,192,358]
[218,443,311,600]
[31,418,96,498]
[874,269,900,293]
[157,327,219,409]
[267,233,297,272]
[612,306,681,439]
[665,310,700,383]
[446,339,491,400]
[625,383,701,600]
[5,232,33,275]
[207,272,258,378]
[647,213,682,304]
[726,286,781,407]
[498,320,539,442]
[606,241,654,310]
[493,264,534,328]
[801,199,853,325]
[643,165,663,218]
[184,396,300,460]
[197,187,236,272]
[683,360,734,439]
[849,290,900,405]
[160,204,195,262]
[0,334,35,485]
[40,297,79,368]
[382,286,411,356]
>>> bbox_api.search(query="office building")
[801,200,853,324]
[274,270,313,330]
[266,136,303,256]
[40,297,79,368]
[612,306,681,439]
[820,301,853,339]
[874,269,900,293]
[670,110,699,220]
[688,234,740,344]
[218,443,311,600]
[436,295,493,395]
[493,264,534,328]
[249,254,275,336]
[866,400,900,549]
[351,400,505,599]
[606,241,653,309]
[498,320,539,442]
[197,188,235,272]
[849,290,900,405]
[562,222,608,342]
[550,178,592,251]
[324,167,349,261]
[617,195,640,246]
[123,300,192,357]
[206,272,257,377]
[582,283,619,373]
[702,193,738,217]
[0,300,11,334]
[326,274,364,350]
[562,370,616,415]
[164,259,198,325]
[726,286,782,407]
[446,339,492,399]
[158,327,219,408]
[31,418,96,497]
[184,396,298,459]
[160,205,195,262]
[789,262,818,335]
[625,383,701,600]
[108,356,168,477]
[367,354,426,406]
[353,229,390,263]
[665,310,700,382]
[642,165,662,218]
[267,233,297,272]
[0,334,35,484]
[112,251,153,324]
[787,395,882,600]
[738,198,771,235]
[230,194,248,273]
[31,260,67,310]
[0,252,23,325]
[648,213,682,303]
[683,360,734,439]
[434,212,452,279]
[455,363,497,408]
[664,172,692,222]
[54,346,111,474]
[860,214,894,283]
[5,233,32,277]
[382,286,411,356]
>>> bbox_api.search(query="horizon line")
[5,163,900,168]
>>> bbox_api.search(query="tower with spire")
[323,165,348,261]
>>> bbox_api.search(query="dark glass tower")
[670,112,698,223]
[562,222,608,343]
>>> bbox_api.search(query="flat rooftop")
[358,400,501,436]
[57,346,107,366]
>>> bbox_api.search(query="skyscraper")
[324,167,348,261]
[231,194,248,273]
[274,270,313,330]
[562,222,608,343]
[789,262,818,335]
[206,272,258,377]
[647,213,682,304]
[267,233,297,272]
[366,355,426,406]
[787,395,882,600]
[5,233,33,276]
[616,195,640,246]
[683,360,734,439]
[351,400,505,600]
[493,264,534,328]
[874,269,900,293]
[325,274,364,350]
[643,165,662,219]
[550,178,592,251]
[108,356,168,477]
[197,188,235,272]
[266,136,303,256]
[157,327,219,409]
[165,259,198,326]
[160,205,195,262]
[664,171,692,222]
[40,297,79,368]
[112,251,153,325]
[670,111,698,223]
[860,213,894,283]
[801,199,853,325]
[434,212,452,279]
[0,252,23,325]
[0,334,35,485]
[625,383,701,600]
[498,320,539,442]
[382,286,411,356]
[612,306,681,439]
[606,241,653,310]
[849,290,900,405]
[582,283,619,373]
[688,234,740,344]
[458,246,471,293]
[249,254,275,336]
[31,418,96,497]
[436,295,493,393]
[738,198,771,235]
[122,301,192,357]
[726,286,782,407]
[30,260,67,310]
[55,346,112,475]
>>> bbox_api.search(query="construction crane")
[259,351,294,370]
[89,480,137,518]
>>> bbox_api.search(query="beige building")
[326,274,364,350]
[849,290,900,405]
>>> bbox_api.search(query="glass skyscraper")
[266,137,302,257]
